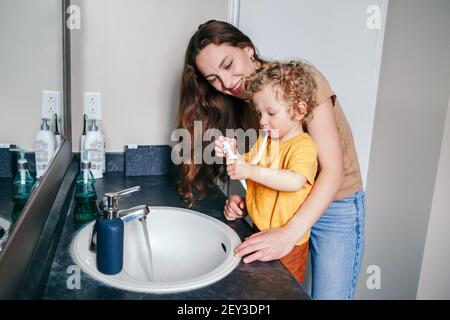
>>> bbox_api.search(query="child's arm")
[220,135,309,192]
[227,163,307,192]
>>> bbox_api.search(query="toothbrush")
[250,130,269,165]
[242,130,269,190]
[223,140,247,190]
[54,113,61,148]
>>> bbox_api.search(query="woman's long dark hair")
[175,20,261,208]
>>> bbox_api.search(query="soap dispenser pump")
[10,148,36,222]
[96,186,141,275]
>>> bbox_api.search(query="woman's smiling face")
[195,43,257,99]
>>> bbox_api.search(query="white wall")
[238,0,388,186]
[357,0,450,299]
[70,0,227,152]
[417,98,450,299]
[236,0,450,299]
[0,0,63,151]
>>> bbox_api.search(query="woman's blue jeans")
[310,189,366,300]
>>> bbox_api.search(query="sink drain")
[221,242,227,253]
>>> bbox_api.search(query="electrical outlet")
[41,90,61,119]
[84,92,102,120]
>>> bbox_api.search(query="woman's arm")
[283,97,344,239]
[234,98,344,262]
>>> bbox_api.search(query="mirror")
[0,0,65,251]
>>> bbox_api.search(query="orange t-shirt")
[244,132,318,246]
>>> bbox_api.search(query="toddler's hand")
[227,161,253,180]
[224,194,247,221]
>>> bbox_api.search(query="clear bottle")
[11,148,36,222]
[84,120,104,179]
[74,157,98,222]
[35,118,56,178]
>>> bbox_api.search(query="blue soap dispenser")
[96,186,141,275]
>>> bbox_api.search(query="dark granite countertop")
[40,171,310,300]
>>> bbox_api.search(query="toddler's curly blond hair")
[245,60,318,123]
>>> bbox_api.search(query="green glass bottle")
[11,149,36,223]
[74,159,98,221]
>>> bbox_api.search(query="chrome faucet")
[89,186,150,253]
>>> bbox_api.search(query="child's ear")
[294,102,308,121]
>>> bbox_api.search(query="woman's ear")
[244,46,255,59]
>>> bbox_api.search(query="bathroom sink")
[72,206,241,293]
[0,217,12,250]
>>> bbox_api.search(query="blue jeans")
[310,189,366,300]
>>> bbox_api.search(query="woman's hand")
[224,194,247,221]
[234,225,300,263]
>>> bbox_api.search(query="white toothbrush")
[251,130,269,165]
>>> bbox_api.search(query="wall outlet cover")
[84,92,102,120]
[41,90,62,119]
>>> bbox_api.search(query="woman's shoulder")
[308,64,336,106]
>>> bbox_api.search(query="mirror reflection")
[0,0,64,250]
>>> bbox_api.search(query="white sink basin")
[72,206,241,293]
[0,217,12,250]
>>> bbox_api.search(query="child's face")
[252,84,304,140]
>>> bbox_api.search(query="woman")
[175,20,366,300]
